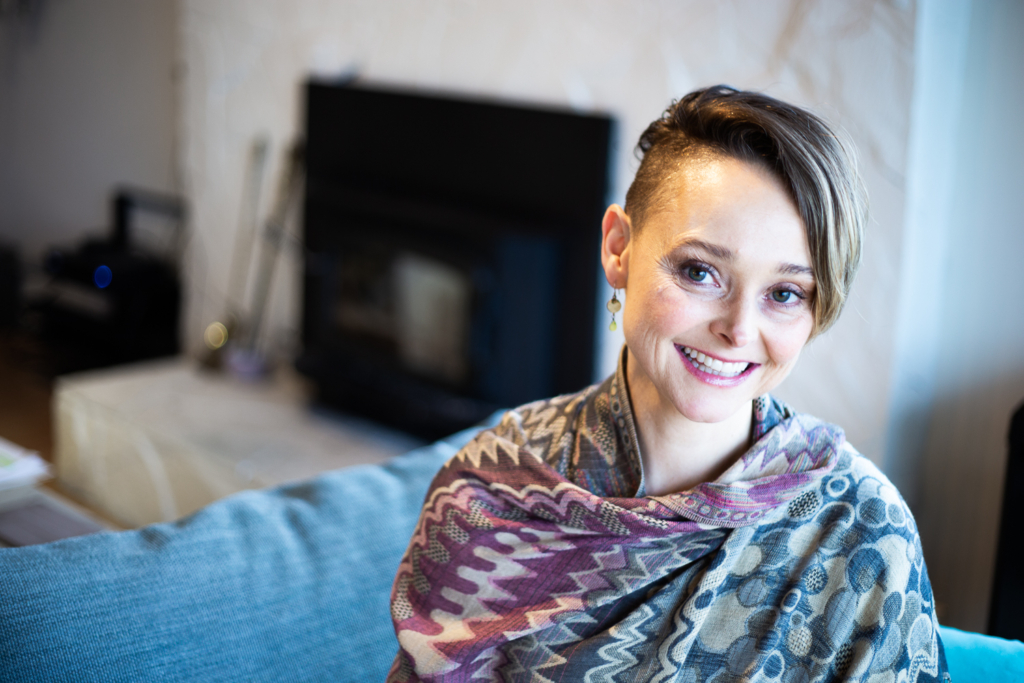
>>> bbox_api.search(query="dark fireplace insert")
[298,81,614,439]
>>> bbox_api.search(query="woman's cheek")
[767,317,814,366]
[629,287,667,332]
[650,284,694,324]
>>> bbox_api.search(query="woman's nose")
[710,296,756,347]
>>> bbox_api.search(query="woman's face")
[603,155,816,425]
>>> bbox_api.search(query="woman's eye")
[685,266,710,282]
[771,289,796,303]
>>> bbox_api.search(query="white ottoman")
[54,358,419,527]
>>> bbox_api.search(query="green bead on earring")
[607,290,622,331]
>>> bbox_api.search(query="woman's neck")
[625,349,753,496]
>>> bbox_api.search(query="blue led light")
[94,265,112,289]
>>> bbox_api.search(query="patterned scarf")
[388,353,947,682]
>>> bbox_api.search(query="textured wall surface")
[0,0,179,259]
[177,0,916,473]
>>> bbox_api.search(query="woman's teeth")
[681,346,750,377]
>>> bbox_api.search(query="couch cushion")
[939,625,1024,683]
[0,419,492,683]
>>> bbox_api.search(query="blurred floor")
[0,333,53,463]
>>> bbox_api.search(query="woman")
[388,86,948,682]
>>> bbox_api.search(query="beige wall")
[177,0,915,474]
[0,0,179,259]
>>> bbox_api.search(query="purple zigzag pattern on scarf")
[663,414,842,527]
[391,439,730,682]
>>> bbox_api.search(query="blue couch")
[1,421,1021,682]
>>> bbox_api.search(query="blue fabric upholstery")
[939,626,1024,682]
[0,421,490,683]
[1,414,1021,682]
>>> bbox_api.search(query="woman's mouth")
[677,345,758,384]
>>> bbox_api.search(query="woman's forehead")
[640,157,812,271]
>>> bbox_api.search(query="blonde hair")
[624,86,867,335]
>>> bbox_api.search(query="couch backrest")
[0,421,489,682]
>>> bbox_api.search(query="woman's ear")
[601,204,632,289]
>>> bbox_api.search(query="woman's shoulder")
[486,381,605,445]
[781,441,921,569]
[823,434,911,522]
[436,385,598,474]
[458,377,641,494]
[833,440,899,493]
[770,400,919,534]
[772,397,900,480]
[729,411,945,682]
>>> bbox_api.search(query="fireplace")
[298,81,614,439]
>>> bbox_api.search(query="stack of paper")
[0,437,50,493]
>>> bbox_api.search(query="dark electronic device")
[0,244,19,329]
[37,188,185,373]
[298,81,614,439]
[989,400,1024,638]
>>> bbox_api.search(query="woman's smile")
[677,344,759,385]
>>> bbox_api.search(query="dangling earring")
[607,289,622,331]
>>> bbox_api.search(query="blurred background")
[0,0,1021,634]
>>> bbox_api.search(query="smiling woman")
[388,87,948,683]
[603,156,821,493]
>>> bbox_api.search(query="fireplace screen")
[334,249,471,386]
[299,81,613,438]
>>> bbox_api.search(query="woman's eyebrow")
[779,263,814,277]
[675,238,814,277]
[674,238,733,260]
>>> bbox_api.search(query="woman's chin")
[669,391,753,425]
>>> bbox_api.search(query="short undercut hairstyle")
[624,85,867,336]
